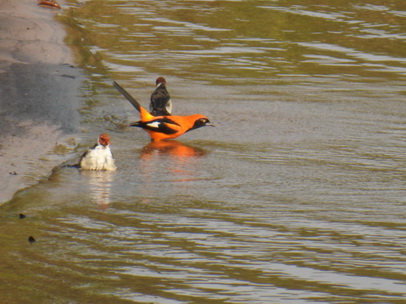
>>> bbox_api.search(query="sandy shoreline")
[0,0,82,203]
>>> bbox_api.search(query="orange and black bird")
[150,77,172,116]
[113,81,213,141]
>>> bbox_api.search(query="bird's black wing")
[130,117,180,135]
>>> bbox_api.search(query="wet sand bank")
[0,0,82,203]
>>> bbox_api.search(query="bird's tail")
[129,121,142,128]
[113,81,156,122]
[113,81,141,112]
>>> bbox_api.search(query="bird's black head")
[188,116,214,132]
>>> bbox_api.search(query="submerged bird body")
[113,81,213,141]
[79,133,116,171]
[150,77,172,116]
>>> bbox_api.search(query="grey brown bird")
[150,77,172,116]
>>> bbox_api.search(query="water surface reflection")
[80,170,115,209]
[1,0,405,303]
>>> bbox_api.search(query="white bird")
[79,133,116,171]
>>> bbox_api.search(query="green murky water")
[1,1,405,303]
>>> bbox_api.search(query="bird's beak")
[206,122,215,127]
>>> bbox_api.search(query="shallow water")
[1,0,405,303]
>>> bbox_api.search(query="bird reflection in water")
[80,170,115,209]
[138,141,208,201]
[141,140,206,159]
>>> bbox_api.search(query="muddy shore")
[0,0,82,203]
